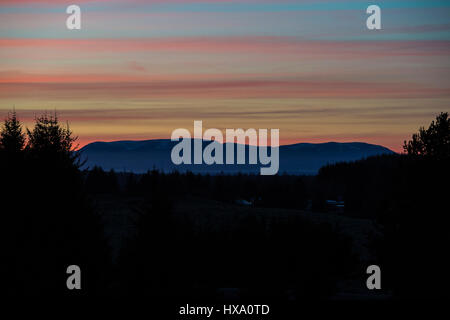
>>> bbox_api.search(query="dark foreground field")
[94,192,385,300]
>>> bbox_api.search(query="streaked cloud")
[1,0,449,153]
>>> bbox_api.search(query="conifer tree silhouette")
[403,112,450,159]
[0,110,25,154]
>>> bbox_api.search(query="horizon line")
[78,137,397,153]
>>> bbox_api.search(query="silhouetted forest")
[318,112,449,298]
[0,112,110,295]
[1,111,448,299]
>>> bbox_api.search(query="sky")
[1,0,449,152]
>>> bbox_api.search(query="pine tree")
[26,113,80,167]
[0,111,25,153]
[403,112,450,159]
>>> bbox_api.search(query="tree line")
[0,112,110,295]
[317,112,449,298]
[1,110,448,298]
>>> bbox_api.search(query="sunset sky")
[1,0,449,152]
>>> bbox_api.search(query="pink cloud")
[1,78,448,100]
[1,38,449,57]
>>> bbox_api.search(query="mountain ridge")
[80,139,395,175]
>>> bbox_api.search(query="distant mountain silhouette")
[80,139,395,174]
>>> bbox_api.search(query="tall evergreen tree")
[26,113,80,169]
[0,111,25,153]
[403,112,450,159]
